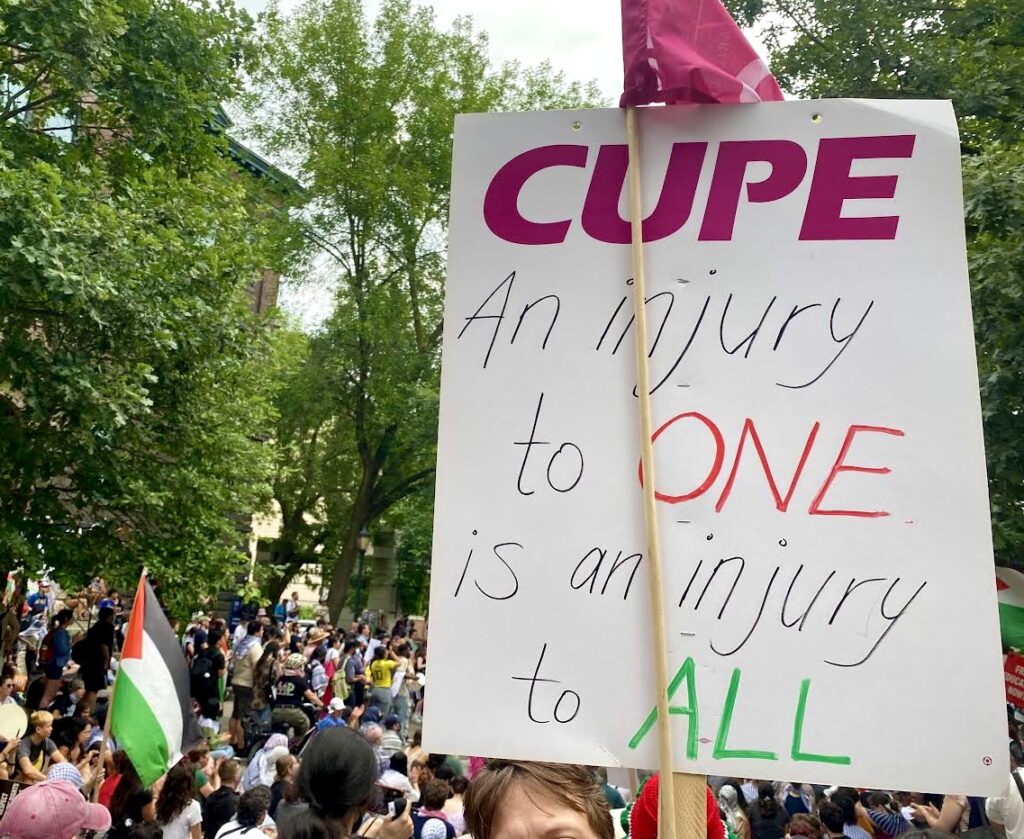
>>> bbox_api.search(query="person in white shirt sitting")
[215,785,274,838]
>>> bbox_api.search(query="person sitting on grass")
[50,677,85,718]
[52,715,89,764]
[197,698,234,761]
[380,714,404,759]
[0,735,21,779]
[317,696,350,731]
[16,710,65,782]
[213,785,273,838]
[202,758,242,839]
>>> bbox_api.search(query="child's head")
[29,710,53,739]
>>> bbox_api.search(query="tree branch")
[1,63,53,118]
[771,0,831,51]
[368,467,435,518]
[303,226,351,270]
[1,90,62,123]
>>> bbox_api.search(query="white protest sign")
[424,100,1007,795]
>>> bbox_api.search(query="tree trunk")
[326,469,373,623]
[265,552,305,605]
[326,528,358,625]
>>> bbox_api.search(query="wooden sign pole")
[625,105,707,839]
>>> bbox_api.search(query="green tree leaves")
[250,0,603,617]
[0,0,292,615]
[727,0,1024,561]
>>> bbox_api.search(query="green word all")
[628,658,851,766]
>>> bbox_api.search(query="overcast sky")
[236,0,770,326]
[240,0,629,102]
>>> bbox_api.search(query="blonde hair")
[275,753,297,781]
[29,711,53,731]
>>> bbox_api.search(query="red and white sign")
[427,100,1006,795]
[1005,654,1024,708]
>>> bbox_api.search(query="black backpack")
[190,653,216,700]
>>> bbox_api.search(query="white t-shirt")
[215,815,276,837]
[987,770,1024,839]
[160,798,202,839]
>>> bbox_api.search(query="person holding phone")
[0,737,19,779]
[367,645,399,716]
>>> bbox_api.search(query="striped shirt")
[844,824,874,839]
[867,809,912,836]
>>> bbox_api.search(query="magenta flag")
[620,0,785,106]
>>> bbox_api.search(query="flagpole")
[625,105,705,839]
[94,566,146,801]
[93,678,116,802]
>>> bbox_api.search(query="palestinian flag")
[996,567,1024,651]
[111,574,201,787]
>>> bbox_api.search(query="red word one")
[637,413,906,517]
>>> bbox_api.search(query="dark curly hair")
[155,761,194,826]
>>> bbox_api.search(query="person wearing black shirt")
[51,679,85,719]
[80,607,116,712]
[749,782,790,839]
[203,758,242,839]
[272,653,322,735]
[199,628,227,718]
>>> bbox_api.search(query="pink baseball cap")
[0,779,111,837]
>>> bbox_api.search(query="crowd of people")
[199,605,427,751]
[0,579,1021,839]
[700,775,1020,839]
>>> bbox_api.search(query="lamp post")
[354,526,371,619]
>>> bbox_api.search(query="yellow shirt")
[369,659,396,688]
